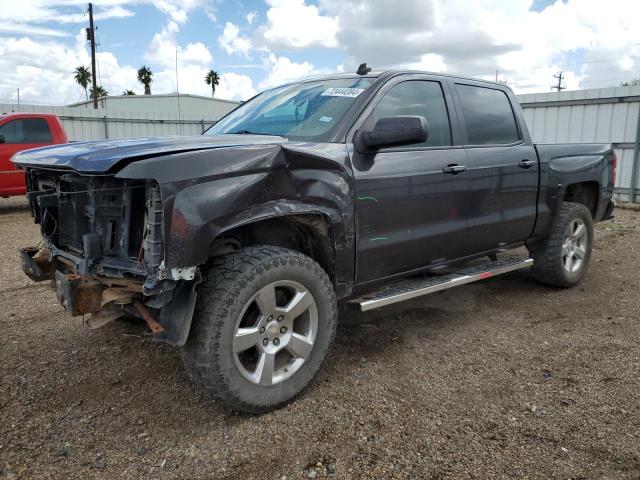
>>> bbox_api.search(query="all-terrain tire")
[181,246,337,413]
[528,201,594,287]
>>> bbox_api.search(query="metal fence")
[517,85,640,203]
[0,102,220,141]
[4,86,640,203]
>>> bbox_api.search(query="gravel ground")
[1,196,639,480]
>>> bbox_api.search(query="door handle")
[442,164,467,175]
[519,159,536,169]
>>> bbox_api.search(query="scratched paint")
[369,237,389,242]
[357,196,379,202]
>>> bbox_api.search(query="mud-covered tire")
[528,201,594,287]
[181,246,337,413]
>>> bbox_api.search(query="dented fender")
[117,142,356,284]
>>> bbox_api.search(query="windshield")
[206,77,375,141]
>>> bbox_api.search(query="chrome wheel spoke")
[282,290,314,321]
[564,254,573,271]
[254,352,276,386]
[573,223,586,241]
[287,333,314,359]
[254,284,277,315]
[574,246,586,259]
[233,327,260,353]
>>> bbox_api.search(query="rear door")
[350,75,469,282]
[452,82,538,252]
[0,117,53,195]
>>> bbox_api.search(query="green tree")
[122,89,136,95]
[73,66,92,101]
[137,66,153,95]
[621,79,640,86]
[90,85,108,99]
[205,70,220,97]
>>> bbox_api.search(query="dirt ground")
[1,197,639,480]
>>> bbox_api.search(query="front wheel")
[182,246,337,413]
[528,201,594,287]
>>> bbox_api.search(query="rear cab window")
[0,118,53,144]
[455,84,520,145]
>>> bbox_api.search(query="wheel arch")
[208,211,338,283]
[562,181,599,218]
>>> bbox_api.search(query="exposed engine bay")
[20,169,199,344]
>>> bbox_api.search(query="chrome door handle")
[442,164,467,174]
[519,159,536,169]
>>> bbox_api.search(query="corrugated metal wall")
[0,98,238,142]
[517,85,640,203]
[4,87,639,202]
[67,94,240,119]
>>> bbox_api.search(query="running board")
[353,256,533,312]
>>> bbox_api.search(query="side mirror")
[0,134,5,144]
[356,116,428,151]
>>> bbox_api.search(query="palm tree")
[205,70,220,97]
[137,66,153,95]
[90,85,108,99]
[74,66,92,101]
[122,89,136,95]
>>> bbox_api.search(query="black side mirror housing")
[356,116,428,151]
[0,134,5,144]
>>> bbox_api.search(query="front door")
[351,77,469,283]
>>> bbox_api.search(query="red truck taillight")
[611,152,617,185]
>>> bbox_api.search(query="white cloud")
[262,0,338,49]
[246,11,257,25]
[4,0,640,107]
[0,30,138,104]
[259,53,315,90]
[216,72,257,100]
[0,0,226,104]
[407,53,447,73]
[0,23,68,37]
[218,22,253,58]
[318,0,640,93]
[1,2,135,26]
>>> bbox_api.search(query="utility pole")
[17,88,20,105]
[88,3,98,109]
[552,72,566,92]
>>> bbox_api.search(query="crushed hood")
[11,134,286,173]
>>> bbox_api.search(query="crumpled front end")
[20,169,199,344]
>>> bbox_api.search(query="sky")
[0,0,639,105]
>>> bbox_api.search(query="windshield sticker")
[321,87,365,98]
[318,116,333,123]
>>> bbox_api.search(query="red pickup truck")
[0,113,68,197]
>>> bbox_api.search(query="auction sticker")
[321,87,365,98]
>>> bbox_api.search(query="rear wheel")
[182,246,337,413]
[529,201,593,287]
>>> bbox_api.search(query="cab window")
[455,84,520,145]
[0,118,53,144]
[368,80,452,148]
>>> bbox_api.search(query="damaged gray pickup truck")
[14,69,615,413]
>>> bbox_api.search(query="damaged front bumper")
[19,246,201,345]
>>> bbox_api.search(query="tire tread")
[182,246,337,413]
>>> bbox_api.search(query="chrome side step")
[353,256,533,312]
